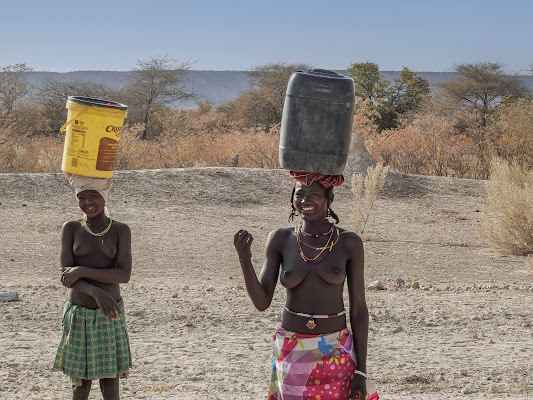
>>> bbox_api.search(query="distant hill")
[26,70,533,110]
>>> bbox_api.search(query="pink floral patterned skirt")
[268,327,379,400]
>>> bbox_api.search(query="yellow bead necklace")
[82,215,113,237]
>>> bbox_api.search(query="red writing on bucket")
[106,125,123,137]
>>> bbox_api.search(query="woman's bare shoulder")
[265,227,294,248]
[338,228,363,248]
[62,220,81,231]
[268,227,294,239]
[111,220,130,229]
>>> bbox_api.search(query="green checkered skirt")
[53,298,131,386]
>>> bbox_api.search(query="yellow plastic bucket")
[61,96,128,178]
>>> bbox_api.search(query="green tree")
[347,62,389,100]
[121,55,195,139]
[348,62,431,131]
[375,67,431,130]
[0,63,33,116]
[389,67,431,114]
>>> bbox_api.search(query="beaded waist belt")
[283,306,347,330]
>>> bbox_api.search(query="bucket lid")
[68,96,127,111]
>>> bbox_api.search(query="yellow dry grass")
[350,162,390,237]
[478,158,533,256]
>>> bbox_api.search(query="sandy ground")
[0,167,532,399]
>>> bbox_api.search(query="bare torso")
[68,221,122,308]
[277,227,350,334]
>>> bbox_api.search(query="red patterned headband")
[289,171,344,188]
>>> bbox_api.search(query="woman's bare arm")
[234,228,286,311]
[345,232,368,400]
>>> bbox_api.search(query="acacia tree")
[0,63,33,116]
[121,56,195,139]
[438,62,528,127]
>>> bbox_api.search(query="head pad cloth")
[66,173,111,217]
[289,171,344,188]
[66,173,111,203]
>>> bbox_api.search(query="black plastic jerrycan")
[279,69,355,175]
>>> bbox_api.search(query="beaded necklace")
[296,224,340,263]
[300,225,333,237]
[82,215,112,237]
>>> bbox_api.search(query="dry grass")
[0,131,63,173]
[115,125,279,170]
[478,158,533,255]
[527,255,533,275]
[351,162,390,237]
[0,119,280,173]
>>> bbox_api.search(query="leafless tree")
[0,63,33,115]
[32,79,114,135]
[121,56,196,139]
[242,63,309,129]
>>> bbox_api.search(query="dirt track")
[0,168,532,399]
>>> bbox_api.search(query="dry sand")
[0,167,532,399]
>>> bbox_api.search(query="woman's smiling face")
[292,181,329,221]
[77,190,105,217]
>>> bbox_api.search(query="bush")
[0,133,63,172]
[361,100,533,179]
[478,159,533,255]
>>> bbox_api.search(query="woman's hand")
[93,291,121,320]
[234,229,254,262]
[60,266,85,288]
[350,374,367,400]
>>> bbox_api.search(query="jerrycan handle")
[309,69,343,76]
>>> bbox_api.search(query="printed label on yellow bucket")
[96,137,119,171]
[61,96,127,179]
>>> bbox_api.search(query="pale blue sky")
[1,0,531,73]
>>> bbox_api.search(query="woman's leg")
[99,377,120,400]
[72,379,91,400]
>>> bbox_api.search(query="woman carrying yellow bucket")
[54,97,132,400]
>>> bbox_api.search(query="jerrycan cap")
[294,69,348,78]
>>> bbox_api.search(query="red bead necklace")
[296,223,340,263]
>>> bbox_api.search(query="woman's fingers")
[104,302,120,319]
[234,229,245,245]
[234,230,253,247]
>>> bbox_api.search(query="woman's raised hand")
[234,229,254,262]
